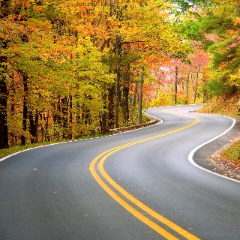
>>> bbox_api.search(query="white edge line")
[188,116,239,183]
[0,142,65,162]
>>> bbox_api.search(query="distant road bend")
[1,105,240,240]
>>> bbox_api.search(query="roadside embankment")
[196,93,240,180]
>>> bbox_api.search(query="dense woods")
[0,0,239,149]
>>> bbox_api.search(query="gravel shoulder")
[194,117,240,181]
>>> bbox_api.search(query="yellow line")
[89,111,201,240]
[90,155,179,240]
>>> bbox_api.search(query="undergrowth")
[0,112,150,159]
[197,93,240,118]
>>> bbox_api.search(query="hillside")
[198,93,240,175]
[198,93,240,118]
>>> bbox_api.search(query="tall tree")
[0,0,10,148]
[181,0,240,96]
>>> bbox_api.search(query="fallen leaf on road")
[33,168,38,171]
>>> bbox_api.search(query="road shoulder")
[194,117,240,181]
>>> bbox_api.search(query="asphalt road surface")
[1,105,240,240]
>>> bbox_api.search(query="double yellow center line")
[89,110,201,240]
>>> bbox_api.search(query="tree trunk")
[61,96,68,139]
[122,78,129,125]
[68,94,73,139]
[21,73,28,145]
[29,109,38,143]
[108,85,114,129]
[174,66,178,105]
[75,82,81,125]
[186,72,190,101]
[0,54,9,149]
[53,96,61,140]
[194,72,198,103]
[0,74,8,149]
[203,88,206,104]
[138,71,144,125]
[114,35,122,129]
[0,0,10,148]
[44,110,50,141]
[132,83,138,108]
[181,79,184,91]
[101,90,107,134]
[115,72,120,128]
[9,80,16,147]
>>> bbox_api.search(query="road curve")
[1,105,240,240]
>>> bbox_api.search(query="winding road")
[1,105,240,240]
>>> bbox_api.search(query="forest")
[0,0,239,149]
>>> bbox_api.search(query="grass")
[0,134,109,159]
[222,139,240,167]
[0,142,53,159]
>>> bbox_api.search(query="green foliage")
[181,19,205,41]
[209,39,240,77]
[203,16,233,35]
[223,139,240,165]
[206,77,237,96]
[181,0,240,97]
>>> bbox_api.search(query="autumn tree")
[180,0,240,96]
[0,0,194,149]
[0,0,10,148]
[0,0,114,147]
